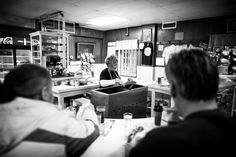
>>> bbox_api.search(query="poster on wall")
[142,42,153,66]
[76,42,95,61]
[142,28,152,42]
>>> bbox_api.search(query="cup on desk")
[96,105,106,124]
[157,77,162,85]
[123,112,133,137]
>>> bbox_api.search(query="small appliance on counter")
[228,48,236,75]
[46,55,66,76]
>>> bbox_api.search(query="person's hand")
[128,126,147,147]
[62,107,77,118]
[115,79,125,86]
[76,103,99,125]
[125,78,136,85]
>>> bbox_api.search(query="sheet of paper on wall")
[158,45,164,51]
[156,57,165,66]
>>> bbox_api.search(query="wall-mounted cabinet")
[30,31,69,68]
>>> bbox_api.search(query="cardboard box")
[91,84,148,118]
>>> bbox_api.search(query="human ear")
[41,86,53,103]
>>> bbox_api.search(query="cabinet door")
[0,49,14,78]
[31,34,41,65]
[16,49,31,66]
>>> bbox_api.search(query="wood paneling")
[75,26,104,39]
[0,14,35,29]
[69,36,103,63]
[105,24,156,66]
[156,15,236,57]
[0,24,36,37]
[157,16,231,44]
[69,26,105,63]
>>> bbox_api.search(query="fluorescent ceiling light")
[87,16,127,26]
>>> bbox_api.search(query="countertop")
[52,83,99,93]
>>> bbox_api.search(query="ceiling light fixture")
[87,16,127,26]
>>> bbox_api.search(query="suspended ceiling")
[1,0,236,31]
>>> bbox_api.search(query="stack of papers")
[99,120,115,136]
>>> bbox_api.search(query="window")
[115,40,138,77]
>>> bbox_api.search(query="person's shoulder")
[129,126,180,157]
[147,125,177,137]
[100,68,109,79]
[144,122,191,142]
[101,68,108,73]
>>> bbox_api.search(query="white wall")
[93,63,106,80]
[154,66,166,80]
[137,65,154,81]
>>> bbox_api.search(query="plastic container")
[154,101,163,125]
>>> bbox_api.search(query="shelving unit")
[30,31,69,68]
[0,49,14,78]
[0,48,30,78]
[148,81,236,117]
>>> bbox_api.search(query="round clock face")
[144,47,151,56]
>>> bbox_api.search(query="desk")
[148,81,236,117]
[220,74,236,81]
[53,83,99,109]
[51,76,82,82]
[82,118,167,157]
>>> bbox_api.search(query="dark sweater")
[129,109,236,156]
[100,68,120,80]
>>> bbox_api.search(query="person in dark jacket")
[129,49,236,156]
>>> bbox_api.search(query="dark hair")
[0,64,51,103]
[165,49,219,101]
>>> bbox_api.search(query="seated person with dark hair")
[129,49,236,156]
[0,64,99,157]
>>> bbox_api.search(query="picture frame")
[143,28,152,42]
[76,42,95,60]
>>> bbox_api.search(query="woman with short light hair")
[99,54,124,87]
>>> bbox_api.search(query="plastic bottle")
[154,100,163,125]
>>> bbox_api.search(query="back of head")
[165,49,219,101]
[0,64,51,103]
